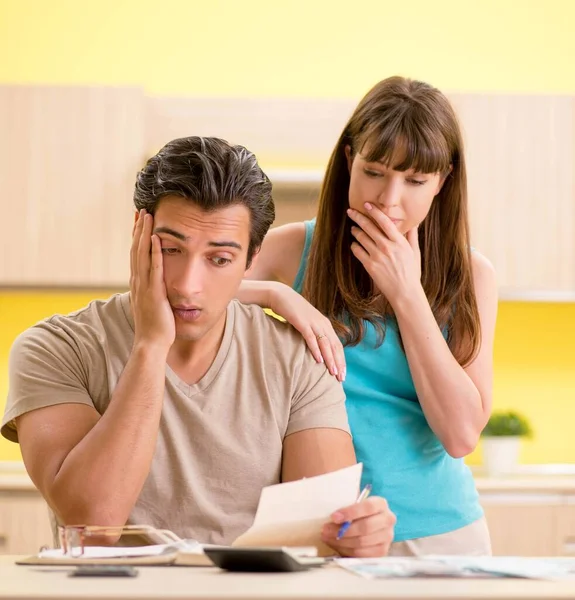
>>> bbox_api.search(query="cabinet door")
[450,94,575,297]
[555,500,575,556]
[0,85,145,286]
[480,493,561,556]
[0,492,54,555]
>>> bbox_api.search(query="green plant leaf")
[481,410,533,437]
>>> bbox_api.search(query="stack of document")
[18,540,213,566]
[336,555,575,580]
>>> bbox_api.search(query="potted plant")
[480,411,532,476]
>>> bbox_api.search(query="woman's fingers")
[316,332,339,379]
[364,203,404,243]
[302,327,324,365]
[347,208,392,248]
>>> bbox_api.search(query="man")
[2,136,395,557]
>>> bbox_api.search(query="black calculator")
[203,546,325,572]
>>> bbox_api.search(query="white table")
[3,555,575,600]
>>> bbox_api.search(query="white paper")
[336,557,477,579]
[337,555,575,580]
[430,555,575,580]
[39,539,203,559]
[253,463,363,525]
[232,463,363,555]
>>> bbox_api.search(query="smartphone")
[69,565,139,578]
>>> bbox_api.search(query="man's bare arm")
[17,210,175,527]
[17,344,167,527]
[281,428,356,482]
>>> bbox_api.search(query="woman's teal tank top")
[293,219,482,541]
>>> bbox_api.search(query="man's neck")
[167,310,228,386]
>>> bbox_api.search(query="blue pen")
[336,483,372,540]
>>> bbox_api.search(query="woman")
[241,76,497,555]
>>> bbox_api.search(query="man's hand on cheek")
[130,209,176,353]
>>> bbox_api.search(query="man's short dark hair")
[134,136,275,264]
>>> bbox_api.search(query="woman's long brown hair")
[302,76,480,367]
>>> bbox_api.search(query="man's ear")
[345,144,355,174]
[245,246,261,273]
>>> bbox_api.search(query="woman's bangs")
[360,116,451,175]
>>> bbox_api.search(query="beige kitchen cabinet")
[0,490,53,555]
[481,499,561,556]
[477,475,575,557]
[438,94,575,299]
[555,503,575,557]
[0,85,145,286]
[0,84,574,292]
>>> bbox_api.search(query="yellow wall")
[1,0,575,97]
[0,1,574,463]
[0,292,121,460]
[1,293,574,463]
[467,302,575,466]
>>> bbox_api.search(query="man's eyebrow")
[208,241,242,251]
[154,227,242,251]
[153,226,188,241]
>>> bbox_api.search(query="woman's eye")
[161,248,180,255]
[407,178,426,186]
[364,169,383,178]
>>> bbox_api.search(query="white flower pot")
[482,436,521,476]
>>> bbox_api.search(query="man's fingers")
[324,512,395,539]
[150,234,164,288]
[137,213,153,284]
[332,497,392,523]
[323,526,393,549]
[336,544,391,558]
[130,209,145,278]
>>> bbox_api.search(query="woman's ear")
[436,164,453,195]
[344,145,353,174]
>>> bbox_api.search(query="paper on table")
[336,557,478,579]
[337,555,575,580]
[430,555,575,580]
[232,463,362,556]
[39,539,204,560]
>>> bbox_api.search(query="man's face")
[152,195,252,342]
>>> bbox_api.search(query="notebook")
[16,540,213,567]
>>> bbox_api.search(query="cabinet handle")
[0,535,7,547]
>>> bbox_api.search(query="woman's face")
[346,146,447,236]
